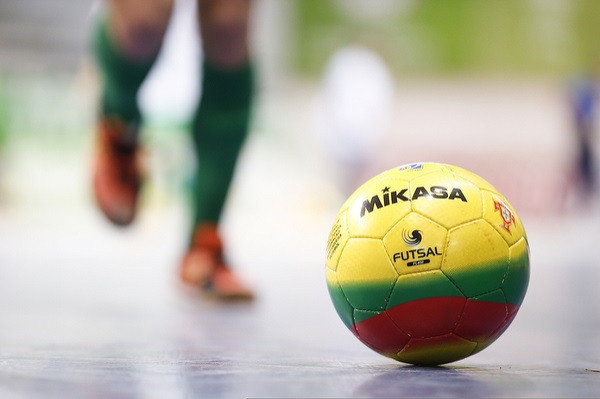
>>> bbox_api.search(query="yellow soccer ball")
[325,162,529,365]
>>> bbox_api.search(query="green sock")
[94,16,157,123]
[191,61,254,227]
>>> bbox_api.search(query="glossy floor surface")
[1,125,600,398]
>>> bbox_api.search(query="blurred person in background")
[569,73,598,201]
[92,0,255,300]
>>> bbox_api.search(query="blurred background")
[1,0,598,226]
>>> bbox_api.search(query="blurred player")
[569,75,597,199]
[92,0,254,299]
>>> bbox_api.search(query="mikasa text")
[360,186,467,217]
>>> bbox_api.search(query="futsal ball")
[325,162,529,365]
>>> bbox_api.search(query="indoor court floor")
[1,118,600,398]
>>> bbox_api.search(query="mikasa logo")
[360,186,467,217]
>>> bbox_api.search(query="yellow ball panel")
[409,171,483,229]
[442,220,509,297]
[325,266,338,287]
[383,213,447,276]
[337,238,399,285]
[505,237,530,306]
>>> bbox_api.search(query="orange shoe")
[92,117,143,226]
[180,224,254,300]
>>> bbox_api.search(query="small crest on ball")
[493,197,516,234]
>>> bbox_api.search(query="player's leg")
[93,0,174,226]
[180,0,254,299]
